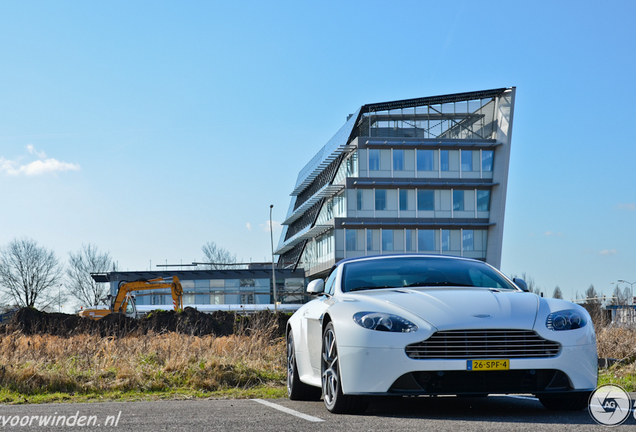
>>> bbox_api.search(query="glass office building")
[276,88,516,278]
[96,267,306,308]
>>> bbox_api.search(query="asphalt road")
[0,395,633,431]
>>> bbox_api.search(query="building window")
[463,230,474,251]
[440,150,450,171]
[482,150,493,172]
[417,149,434,171]
[417,190,434,211]
[195,294,210,304]
[356,189,363,210]
[240,279,255,288]
[367,230,373,251]
[418,230,435,251]
[375,189,386,211]
[369,149,380,171]
[461,150,473,171]
[393,150,404,171]
[441,229,450,251]
[477,190,490,211]
[453,190,464,211]
[399,190,408,211]
[382,230,394,251]
[405,229,415,251]
[240,294,254,304]
[346,230,356,251]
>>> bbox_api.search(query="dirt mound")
[0,307,290,339]
[136,308,237,336]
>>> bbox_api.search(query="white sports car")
[286,255,597,414]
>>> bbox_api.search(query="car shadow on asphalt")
[362,395,604,425]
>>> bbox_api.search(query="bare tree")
[610,285,627,306]
[552,286,563,299]
[0,238,64,309]
[522,273,541,295]
[66,244,116,307]
[201,242,237,269]
[624,286,632,305]
[582,284,604,327]
[584,285,601,304]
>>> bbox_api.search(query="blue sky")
[0,0,634,302]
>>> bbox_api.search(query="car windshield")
[341,257,517,293]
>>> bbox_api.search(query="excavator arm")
[113,276,184,314]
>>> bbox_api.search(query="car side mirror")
[307,279,325,294]
[513,278,529,292]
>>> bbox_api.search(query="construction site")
[0,306,290,338]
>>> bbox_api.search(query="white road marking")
[251,399,325,422]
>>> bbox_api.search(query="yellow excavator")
[79,276,183,320]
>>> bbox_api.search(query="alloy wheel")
[322,325,339,407]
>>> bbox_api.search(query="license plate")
[467,359,509,371]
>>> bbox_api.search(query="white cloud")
[599,249,618,256]
[0,146,80,176]
[246,223,252,231]
[615,203,636,211]
[260,220,281,233]
[26,144,47,159]
[543,231,564,237]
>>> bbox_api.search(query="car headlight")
[546,309,587,331]
[353,312,418,333]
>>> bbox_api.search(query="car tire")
[321,322,369,414]
[538,392,591,411]
[287,331,321,401]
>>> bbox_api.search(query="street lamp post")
[270,205,277,312]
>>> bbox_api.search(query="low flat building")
[92,265,305,311]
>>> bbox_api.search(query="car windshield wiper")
[348,285,395,292]
[403,282,475,287]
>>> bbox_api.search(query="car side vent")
[405,329,560,359]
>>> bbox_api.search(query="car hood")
[350,287,540,331]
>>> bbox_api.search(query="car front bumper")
[337,342,597,395]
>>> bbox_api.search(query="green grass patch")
[598,366,636,392]
[0,385,287,405]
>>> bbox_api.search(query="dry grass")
[596,326,636,391]
[0,318,286,397]
[4,316,636,400]
[596,326,636,361]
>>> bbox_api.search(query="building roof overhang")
[350,179,498,189]
[291,88,511,199]
[283,184,344,225]
[339,220,494,229]
[361,88,509,114]
[275,224,333,255]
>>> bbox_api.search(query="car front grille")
[405,329,561,359]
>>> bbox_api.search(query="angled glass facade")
[276,88,516,278]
